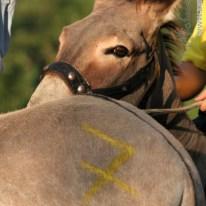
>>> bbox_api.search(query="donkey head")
[28,0,180,107]
[54,0,180,104]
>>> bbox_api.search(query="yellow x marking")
[81,123,137,205]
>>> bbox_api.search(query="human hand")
[195,90,206,111]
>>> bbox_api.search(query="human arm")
[175,61,206,100]
[175,61,206,112]
[175,0,206,111]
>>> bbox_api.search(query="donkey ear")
[141,0,181,22]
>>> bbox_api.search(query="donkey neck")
[27,74,72,107]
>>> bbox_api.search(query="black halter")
[43,33,156,99]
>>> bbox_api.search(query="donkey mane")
[134,0,182,70]
[159,21,181,70]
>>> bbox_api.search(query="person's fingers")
[195,90,206,101]
[200,101,206,112]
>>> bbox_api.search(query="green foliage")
[0,0,93,112]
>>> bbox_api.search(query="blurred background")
[0,0,93,112]
[0,0,199,114]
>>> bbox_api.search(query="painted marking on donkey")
[81,123,138,205]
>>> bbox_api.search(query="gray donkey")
[0,0,205,205]
[28,0,206,191]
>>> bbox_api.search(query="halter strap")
[43,55,155,99]
[42,32,155,99]
[93,56,155,99]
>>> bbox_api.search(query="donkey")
[0,1,205,204]
[0,95,205,205]
[28,0,206,190]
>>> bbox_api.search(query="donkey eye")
[105,45,129,58]
[113,46,129,58]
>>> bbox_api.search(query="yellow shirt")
[182,0,206,70]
